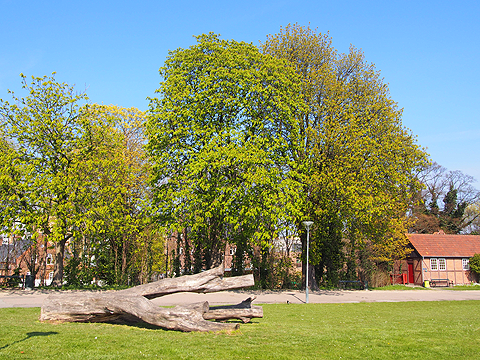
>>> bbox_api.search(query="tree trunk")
[52,238,67,287]
[204,296,263,323]
[41,265,262,332]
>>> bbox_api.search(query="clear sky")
[1,0,479,183]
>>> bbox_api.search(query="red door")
[408,263,414,284]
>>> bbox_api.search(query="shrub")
[469,253,480,274]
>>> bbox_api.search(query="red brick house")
[0,233,56,287]
[395,231,480,286]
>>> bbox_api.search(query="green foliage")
[63,256,93,287]
[1,76,164,287]
[1,28,438,290]
[147,27,428,285]
[147,33,306,270]
[262,24,428,286]
[0,73,99,286]
[469,253,480,275]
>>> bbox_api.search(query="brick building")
[394,231,480,286]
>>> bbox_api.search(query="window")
[430,258,446,271]
[1,234,9,245]
[229,247,236,256]
[463,258,470,270]
[46,254,54,265]
[48,272,54,281]
[438,258,446,271]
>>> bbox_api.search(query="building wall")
[1,234,56,287]
[396,257,478,285]
[422,257,477,285]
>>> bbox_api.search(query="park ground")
[2,287,480,308]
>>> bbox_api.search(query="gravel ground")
[2,288,480,308]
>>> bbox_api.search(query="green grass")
[451,285,480,290]
[1,302,479,359]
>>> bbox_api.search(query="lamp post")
[302,221,313,303]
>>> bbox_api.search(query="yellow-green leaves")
[263,24,429,285]
[148,34,306,269]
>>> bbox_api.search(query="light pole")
[302,221,313,303]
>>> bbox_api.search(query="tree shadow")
[0,331,58,350]
[288,293,306,303]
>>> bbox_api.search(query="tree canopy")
[262,24,429,285]
[412,162,480,234]
[1,26,451,289]
[0,73,101,285]
[0,75,161,286]
[146,27,429,287]
[147,33,306,273]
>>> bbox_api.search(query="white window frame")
[229,247,236,256]
[430,258,438,271]
[462,258,470,270]
[438,258,446,271]
[1,234,9,245]
[46,254,54,265]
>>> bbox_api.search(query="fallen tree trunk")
[40,265,262,332]
[204,296,263,323]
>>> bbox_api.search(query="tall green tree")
[66,104,162,286]
[0,73,108,286]
[262,24,428,286]
[147,33,306,274]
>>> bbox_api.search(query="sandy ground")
[1,288,480,308]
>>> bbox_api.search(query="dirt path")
[2,288,480,308]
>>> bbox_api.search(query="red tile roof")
[407,233,480,257]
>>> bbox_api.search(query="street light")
[302,220,313,303]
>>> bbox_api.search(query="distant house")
[0,233,56,287]
[1,235,28,273]
[395,231,480,285]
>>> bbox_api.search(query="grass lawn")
[1,301,479,359]
[449,285,480,290]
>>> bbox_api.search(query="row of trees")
[1,24,478,288]
[0,74,164,286]
[147,25,431,288]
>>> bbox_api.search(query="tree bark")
[52,237,67,287]
[204,296,263,323]
[40,265,262,332]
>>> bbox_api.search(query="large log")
[204,296,263,323]
[40,265,262,332]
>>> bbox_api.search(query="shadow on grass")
[0,331,58,350]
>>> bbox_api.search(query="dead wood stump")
[40,265,263,332]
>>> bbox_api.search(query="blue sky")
[1,0,479,183]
